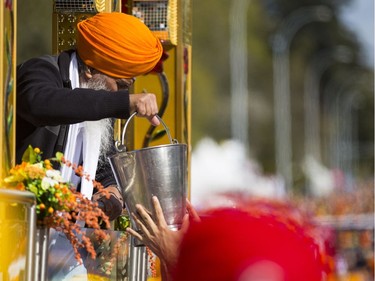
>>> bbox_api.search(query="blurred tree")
[191,0,373,188]
[261,0,372,188]
[191,0,276,172]
[191,0,232,142]
[17,0,52,63]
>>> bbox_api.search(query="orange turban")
[76,12,163,78]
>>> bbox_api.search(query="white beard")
[80,75,113,158]
[84,118,112,158]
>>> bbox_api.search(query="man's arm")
[17,57,131,126]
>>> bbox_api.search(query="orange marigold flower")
[39,203,46,210]
[48,207,54,214]
[16,182,25,191]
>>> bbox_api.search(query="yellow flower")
[25,164,45,179]
[34,147,40,154]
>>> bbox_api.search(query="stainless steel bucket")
[108,112,187,230]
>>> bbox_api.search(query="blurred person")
[16,12,163,280]
[128,194,329,281]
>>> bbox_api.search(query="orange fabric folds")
[77,12,163,78]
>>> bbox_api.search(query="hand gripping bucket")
[108,112,187,231]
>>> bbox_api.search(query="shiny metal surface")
[109,143,187,230]
[128,238,148,281]
[34,227,49,281]
[109,115,187,230]
[116,112,177,153]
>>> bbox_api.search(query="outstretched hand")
[126,196,200,270]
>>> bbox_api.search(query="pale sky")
[340,0,374,68]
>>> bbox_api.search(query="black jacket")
[16,50,129,187]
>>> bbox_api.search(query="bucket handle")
[115,112,177,152]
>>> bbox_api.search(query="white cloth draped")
[60,52,102,200]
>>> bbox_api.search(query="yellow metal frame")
[52,0,121,54]
[131,0,192,196]
[0,2,29,281]
[0,0,16,178]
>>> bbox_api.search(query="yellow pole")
[0,0,16,179]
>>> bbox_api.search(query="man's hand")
[92,185,124,221]
[129,93,160,126]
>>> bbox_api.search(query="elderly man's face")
[92,72,135,92]
[236,261,285,281]
[83,67,135,92]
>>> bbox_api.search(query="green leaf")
[55,151,64,162]
[21,145,43,163]
[114,215,131,231]
[29,185,38,195]
[22,145,36,163]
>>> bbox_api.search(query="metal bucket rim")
[109,143,187,158]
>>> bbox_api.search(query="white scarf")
[60,52,102,200]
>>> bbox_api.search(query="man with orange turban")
[16,12,163,280]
